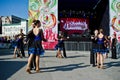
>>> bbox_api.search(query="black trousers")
[62,43,67,58]
[111,47,117,59]
[27,44,36,69]
[19,42,25,57]
[90,50,97,66]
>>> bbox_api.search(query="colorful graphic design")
[29,0,58,49]
[111,0,120,32]
[110,0,120,42]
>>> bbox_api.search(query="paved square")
[0,49,120,80]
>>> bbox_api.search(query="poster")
[1,16,12,25]
[28,0,58,49]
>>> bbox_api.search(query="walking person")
[90,29,98,67]
[26,20,47,74]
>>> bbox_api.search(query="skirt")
[28,48,45,55]
[92,44,107,54]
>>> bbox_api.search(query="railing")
[64,41,92,51]
[0,43,11,48]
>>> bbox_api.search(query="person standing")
[28,20,37,70]
[62,39,67,58]
[13,35,22,58]
[90,29,98,67]
[55,33,68,58]
[61,33,67,58]
[96,29,106,69]
[26,20,47,74]
[17,29,25,57]
[111,33,117,59]
[104,36,111,58]
[55,35,64,58]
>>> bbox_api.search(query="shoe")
[17,55,20,57]
[13,56,16,58]
[26,69,31,74]
[22,56,26,58]
[30,68,32,70]
[100,66,106,69]
[64,56,67,58]
[36,69,40,73]
[92,65,96,67]
[19,56,23,58]
[97,65,100,68]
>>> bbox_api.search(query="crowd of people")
[0,36,11,43]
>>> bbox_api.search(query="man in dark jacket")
[17,29,25,57]
[90,29,98,67]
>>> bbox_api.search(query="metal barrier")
[64,41,92,51]
[0,43,11,49]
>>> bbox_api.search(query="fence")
[64,41,92,51]
[0,43,11,48]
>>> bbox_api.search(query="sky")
[0,0,28,19]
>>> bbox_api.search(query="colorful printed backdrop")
[110,0,120,42]
[28,0,58,49]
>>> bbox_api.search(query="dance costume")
[27,29,44,55]
[93,37,107,54]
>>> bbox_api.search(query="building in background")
[0,15,28,37]
[0,17,2,34]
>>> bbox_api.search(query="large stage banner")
[60,18,89,35]
[28,0,58,49]
[110,0,120,42]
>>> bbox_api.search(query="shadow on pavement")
[0,57,16,60]
[42,55,88,58]
[104,61,120,69]
[0,61,27,80]
[0,49,13,56]
[67,55,88,58]
[42,55,55,58]
[41,63,90,72]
